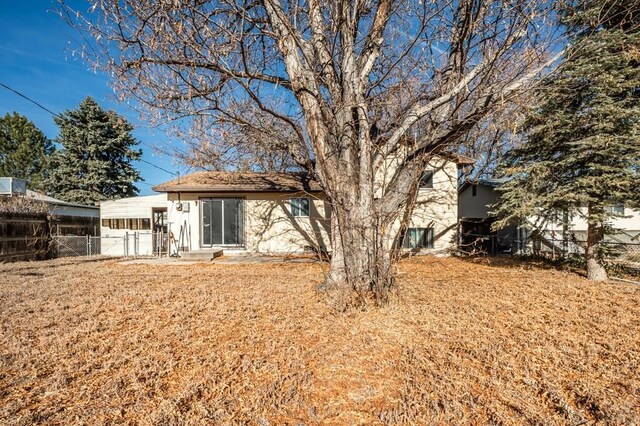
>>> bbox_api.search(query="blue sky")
[0,1,187,194]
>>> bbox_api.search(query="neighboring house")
[99,194,168,256]
[0,177,100,235]
[143,155,472,256]
[25,189,100,235]
[457,178,524,254]
[458,179,640,254]
[0,177,100,261]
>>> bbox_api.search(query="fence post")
[86,235,91,259]
[124,232,129,258]
[134,232,139,259]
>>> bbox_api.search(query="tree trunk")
[586,204,608,281]
[321,203,396,309]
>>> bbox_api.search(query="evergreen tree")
[494,0,640,281]
[0,112,54,191]
[47,97,142,204]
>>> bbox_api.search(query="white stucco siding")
[160,156,461,256]
[409,160,459,251]
[376,156,460,253]
[166,192,331,254]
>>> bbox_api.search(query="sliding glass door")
[201,198,244,247]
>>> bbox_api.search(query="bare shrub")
[0,195,49,214]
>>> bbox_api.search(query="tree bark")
[321,200,396,309]
[586,204,608,281]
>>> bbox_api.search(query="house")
[146,155,472,256]
[24,189,100,235]
[0,177,100,261]
[152,171,331,255]
[99,194,168,256]
[0,177,100,235]
[457,178,525,254]
[458,179,640,254]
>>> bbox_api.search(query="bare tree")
[457,96,530,180]
[173,104,302,172]
[63,0,563,305]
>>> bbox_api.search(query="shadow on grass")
[453,254,588,278]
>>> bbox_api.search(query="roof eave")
[153,186,323,193]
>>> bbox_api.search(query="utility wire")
[0,82,62,118]
[0,81,180,178]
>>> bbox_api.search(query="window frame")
[290,197,310,218]
[611,203,625,216]
[100,218,152,230]
[419,170,434,189]
[403,227,435,249]
[140,218,151,230]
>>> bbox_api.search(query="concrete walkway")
[120,253,320,266]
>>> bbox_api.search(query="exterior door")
[201,198,244,247]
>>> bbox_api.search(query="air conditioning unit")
[0,177,27,197]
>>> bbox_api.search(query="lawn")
[1,256,639,425]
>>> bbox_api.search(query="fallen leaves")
[0,256,638,425]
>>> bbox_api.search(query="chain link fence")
[51,232,168,259]
[459,229,640,277]
[535,237,640,278]
[601,242,640,278]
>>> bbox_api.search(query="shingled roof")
[152,171,323,193]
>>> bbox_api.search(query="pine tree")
[494,0,640,281]
[0,112,54,191]
[47,97,142,204]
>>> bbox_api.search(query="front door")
[201,198,244,247]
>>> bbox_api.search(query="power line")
[0,82,62,118]
[0,81,180,178]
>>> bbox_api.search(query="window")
[611,203,625,216]
[291,197,310,217]
[472,185,477,197]
[403,227,434,249]
[419,171,434,189]
[100,218,152,230]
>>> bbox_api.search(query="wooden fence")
[0,213,100,262]
[50,215,100,236]
[0,212,50,262]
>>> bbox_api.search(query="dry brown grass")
[1,256,639,425]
